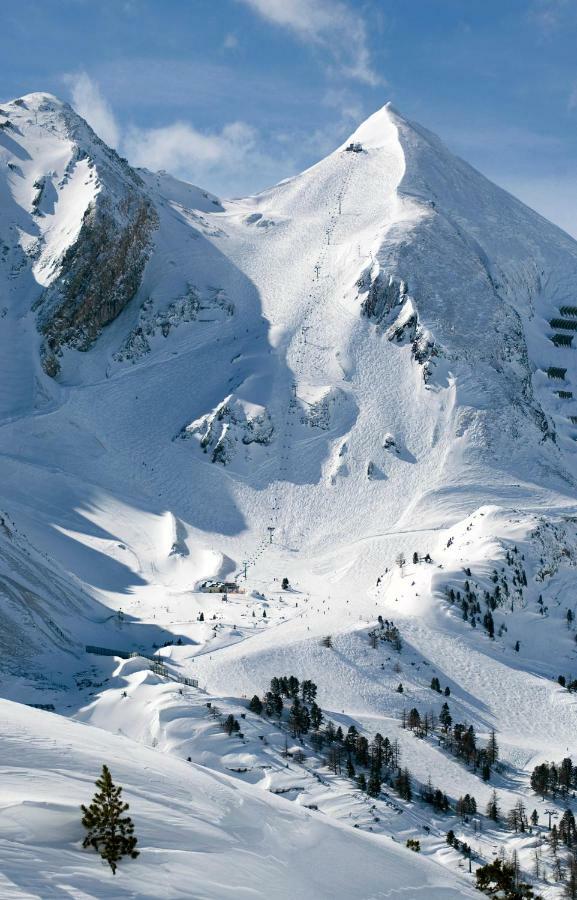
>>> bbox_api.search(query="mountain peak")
[341,102,398,151]
[5,91,67,112]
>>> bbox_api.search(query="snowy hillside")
[2,91,577,896]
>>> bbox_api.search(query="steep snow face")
[0,92,156,396]
[381,105,577,470]
[2,96,577,608]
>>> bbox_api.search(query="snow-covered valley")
[1,91,577,897]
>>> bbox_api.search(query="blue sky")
[2,0,577,236]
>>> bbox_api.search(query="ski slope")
[0,700,481,899]
[2,91,577,896]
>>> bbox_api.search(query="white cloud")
[223,32,239,50]
[63,71,120,147]
[60,72,369,197]
[124,120,259,183]
[61,72,290,195]
[237,0,382,86]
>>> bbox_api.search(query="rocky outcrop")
[35,192,157,376]
[178,395,274,465]
[360,270,407,325]
[113,285,234,365]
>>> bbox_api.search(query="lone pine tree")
[81,764,139,874]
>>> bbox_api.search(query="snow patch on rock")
[179,395,274,464]
[114,285,234,364]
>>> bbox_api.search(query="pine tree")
[560,758,573,796]
[486,789,500,822]
[559,809,577,848]
[439,702,452,732]
[287,675,300,699]
[483,611,495,639]
[475,857,538,898]
[288,698,303,737]
[367,770,382,798]
[565,854,577,899]
[394,768,412,801]
[81,765,139,874]
[487,729,499,765]
[301,679,317,702]
[248,695,263,715]
[310,701,323,730]
[344,725,358,752]
[530,762,550,799]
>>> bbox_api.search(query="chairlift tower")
[544,808,558,830]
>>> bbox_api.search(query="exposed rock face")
[179,395,274,465]
[360,270,407,325]
[0,92,159,377]
[36,193,157,375]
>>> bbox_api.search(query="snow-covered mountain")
[2,91,577,897]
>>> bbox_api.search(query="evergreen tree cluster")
[475,855,541,899]
[369,617,402,651]
[444,549,527,640]
[455,793,477,820]
[411,551,433,565]
[446,829,473,861]
[403,700,498,780]
[249,676,322,738]
[246,675,511,827]
[546,810,577,896]
[507,799,529,833]
[223,713,242,736]
[430,676,450,696]
[531,757,577,798]
[557,674,577,693]
[420,776,450,811]
[248,681,417,806]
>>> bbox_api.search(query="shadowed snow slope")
[0,701,476,899]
